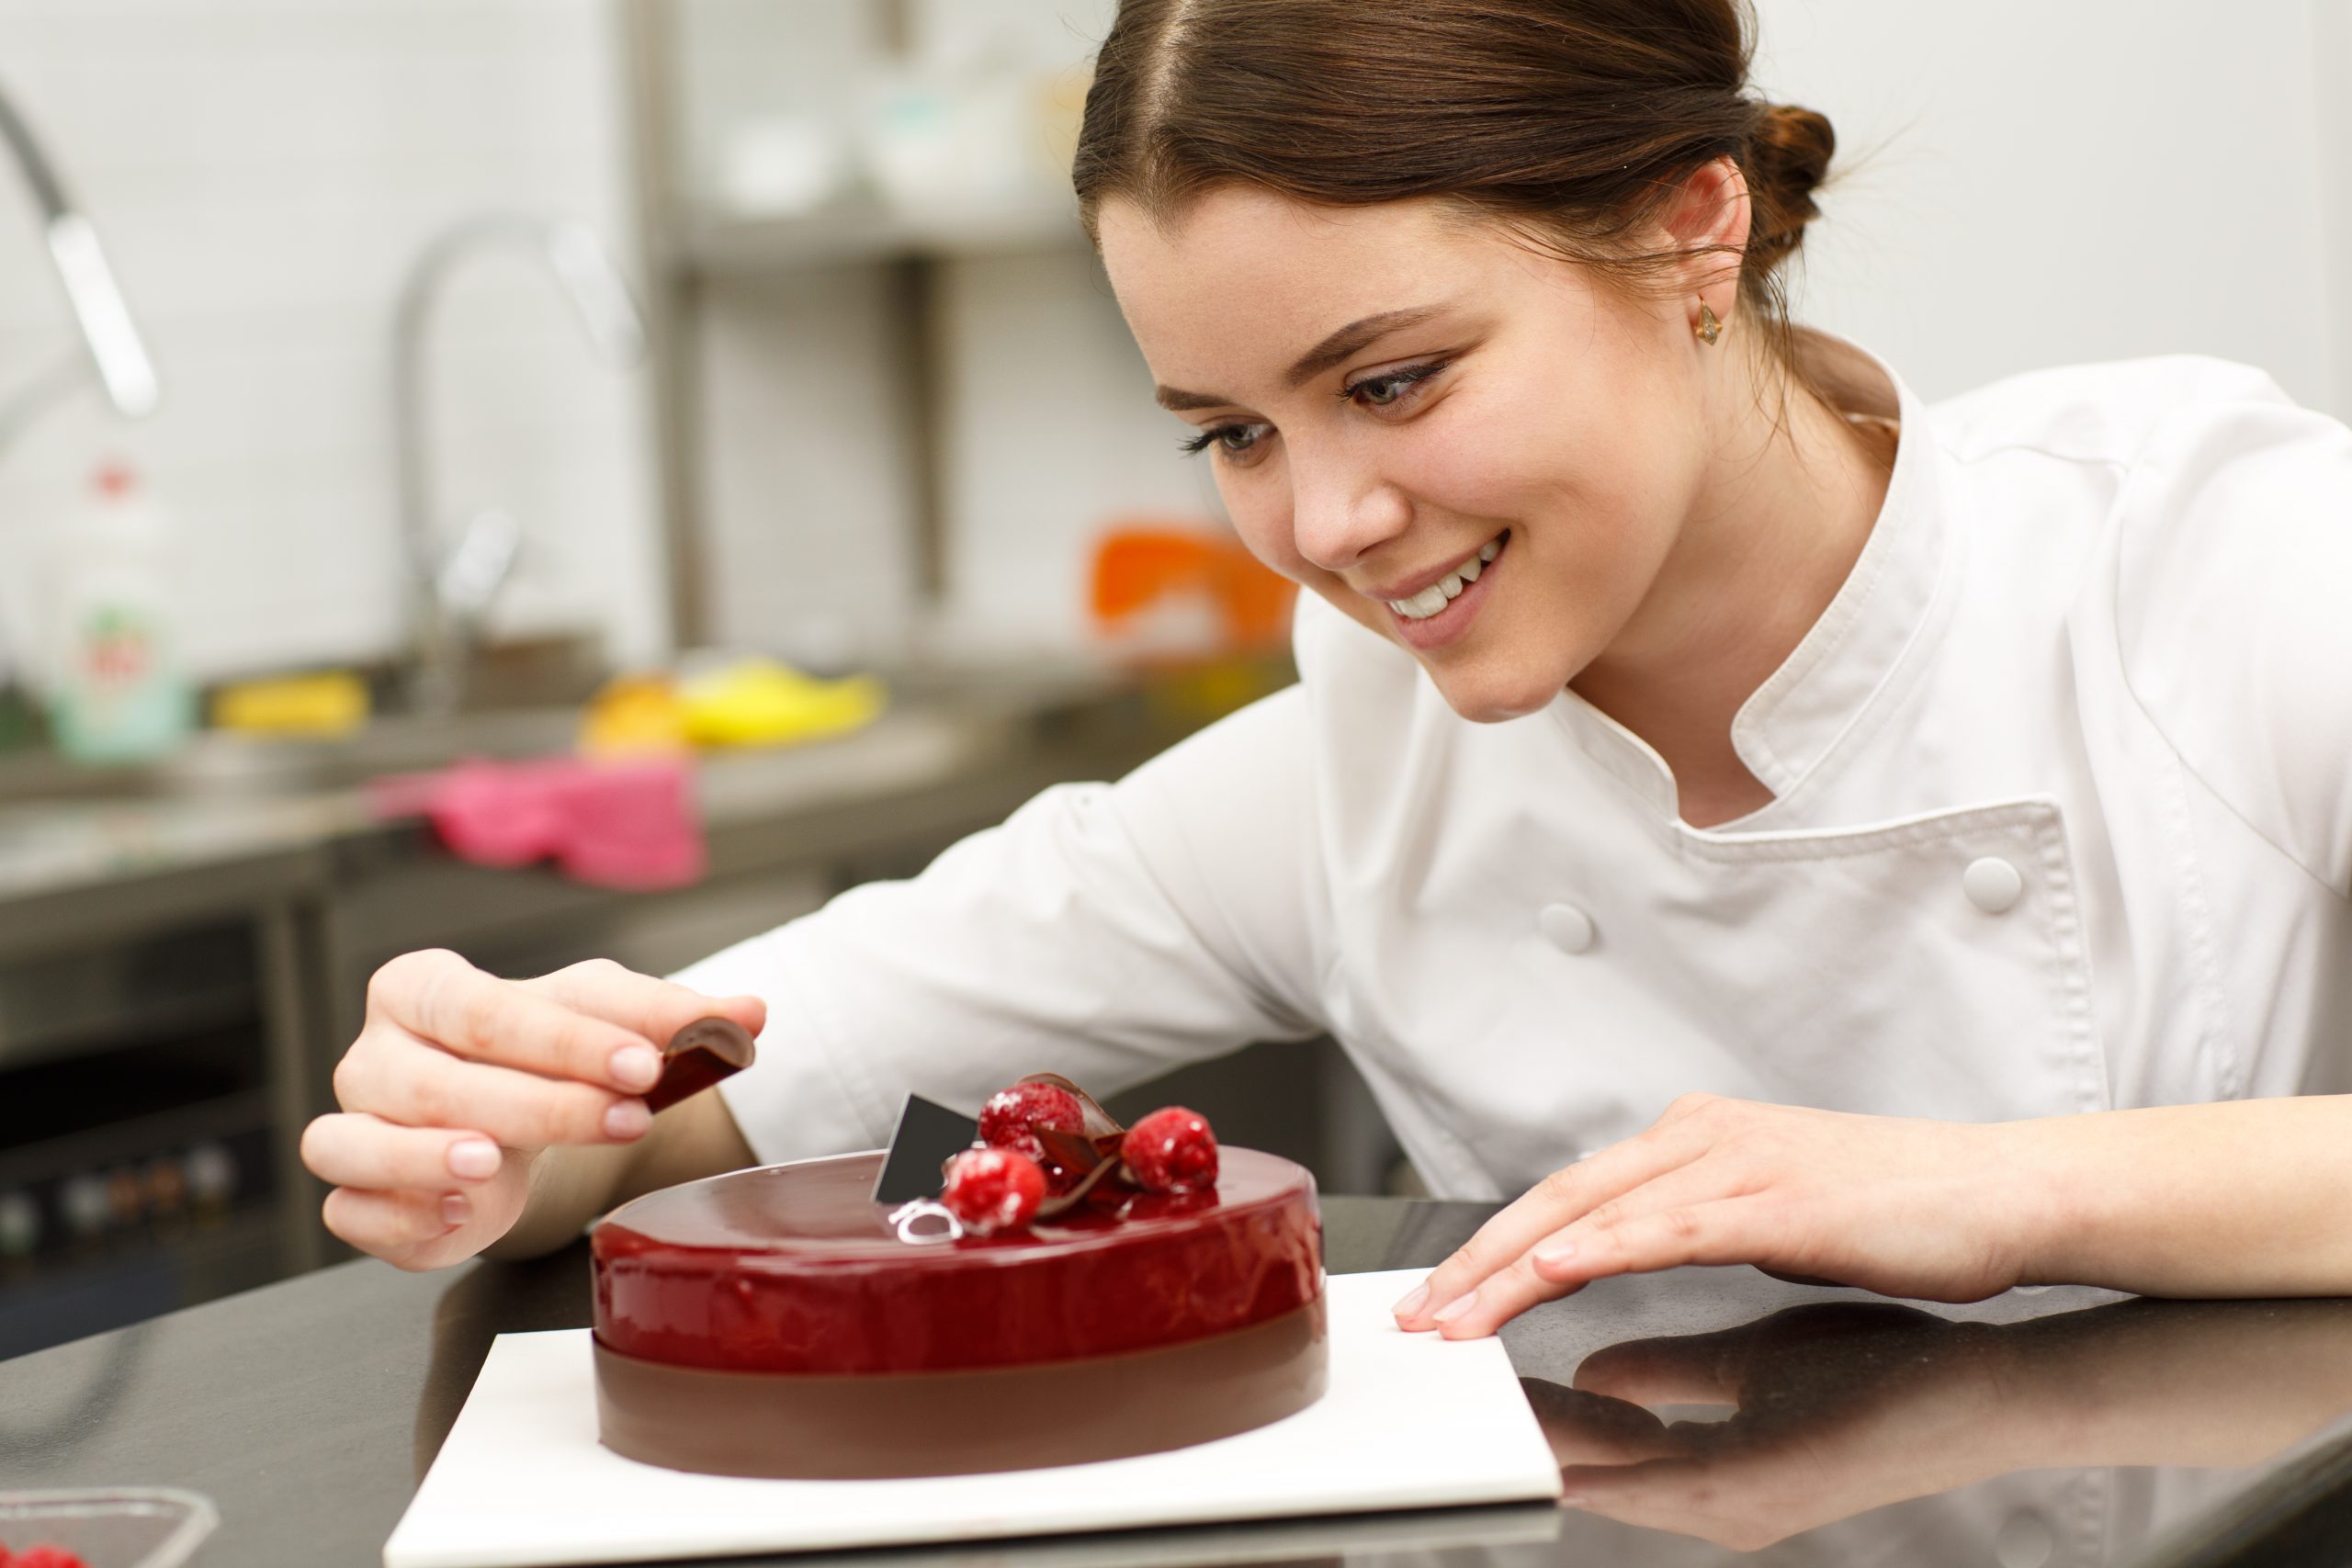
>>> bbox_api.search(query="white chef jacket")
[693,329,2352,1202]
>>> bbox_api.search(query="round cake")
[592,1145,1326,1478]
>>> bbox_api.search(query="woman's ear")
[1657,155,1751,333]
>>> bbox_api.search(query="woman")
[301,0,2352,1337]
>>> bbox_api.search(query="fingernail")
[1535,1240,1578,1269]
[447,1139,501,1180]
[1432,1292,1476,1325]
[441,1193,472,1230]
[605,1099,651,1140]
[1392,1283,1431,1320]
[611,1044,662,1090]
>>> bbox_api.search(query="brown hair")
[1073,0,1836,384]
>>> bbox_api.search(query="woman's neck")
[1568,337,1897,828]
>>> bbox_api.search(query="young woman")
[301,0,2352,1337]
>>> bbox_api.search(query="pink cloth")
[370,757,707,890]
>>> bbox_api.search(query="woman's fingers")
[525,958,767,1053]
[1394,1099,1722,1329]
[321,1184,473,1264]
[336,1028,647,1151]
[301,1111,509,1192]
[1537,1198,1770,1299]
[1426,1160,1747,1338]
[370,950,665,1095]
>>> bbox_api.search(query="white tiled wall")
[0,0,665,689]
[692,264,924,668]
[1754,0,2346,417]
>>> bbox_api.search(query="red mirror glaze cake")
[592,1145,1326,1478]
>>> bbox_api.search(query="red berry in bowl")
[1122,1106,1219,1193]
[941,1146,1046,1235]
[16,1546,89,1568]
[979,1081,1085,1149]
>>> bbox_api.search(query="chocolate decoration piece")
[1031,1123,1107,1177]
[594,1296,1328,1479]
[874,1094,986,1204]
[640,1016,756,1115]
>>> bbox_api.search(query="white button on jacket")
[692,332,2352,1203]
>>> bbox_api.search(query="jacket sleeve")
[684,685,1329,1165]
[2115,387,2352,897]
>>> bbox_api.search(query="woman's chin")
[1425,660,1564,725]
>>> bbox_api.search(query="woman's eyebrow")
[1153,304,1448,411]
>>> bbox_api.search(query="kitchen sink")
[0,705,586,812]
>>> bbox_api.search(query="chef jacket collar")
[1549,330,1951,826]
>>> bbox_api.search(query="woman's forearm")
[2014,1095,2352,1296]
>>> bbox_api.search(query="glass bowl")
[0,1489,218,1568]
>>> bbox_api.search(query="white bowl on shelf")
[0,1488,218,1568]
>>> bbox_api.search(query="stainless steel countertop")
[3,1195,2346,1567]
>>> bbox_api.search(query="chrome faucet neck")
[390,213,646,716]
[0,79,161,455]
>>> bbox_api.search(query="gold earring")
[1696,302,1723,345]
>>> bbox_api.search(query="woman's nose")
[1290,454,1410,573]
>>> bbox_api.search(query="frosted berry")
[941,1146,1046,1235]
[1121,1106,1219,1194]
[979,1081,1085,1149]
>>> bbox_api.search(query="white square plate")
[383,1269,1562,1568]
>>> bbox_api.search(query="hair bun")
[1747,101,1836,266]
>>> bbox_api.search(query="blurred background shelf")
[673,193,1085,276]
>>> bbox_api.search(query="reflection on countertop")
[1515,1293,2352,1564]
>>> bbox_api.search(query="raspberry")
[1121,1106,1219,1194]
[15,1546,91,1568]
[978,1082,1085,1149]
[941,1146,1046,1235]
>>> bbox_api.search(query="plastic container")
[0,1488,219,1568]
[39,461,196,764]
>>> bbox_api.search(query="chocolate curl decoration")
[1014,1072,1127,1143]
[1030,1127,1131,1219]
[641,1017,757,1114]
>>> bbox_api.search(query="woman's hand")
[1392,1093,2040,1337]
[300,950,766,1272]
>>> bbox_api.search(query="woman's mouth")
[1376,532,1507,650]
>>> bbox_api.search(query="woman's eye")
[1344,361,1447,412]
[1180,423,1272,464]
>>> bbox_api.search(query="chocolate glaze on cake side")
[591,1146,1327,1478]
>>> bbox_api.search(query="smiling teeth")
[1389,538,1502,620]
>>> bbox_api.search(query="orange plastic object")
[1090,524,1295,656]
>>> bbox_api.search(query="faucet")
[0,79,161,455]
[392,214,646,716]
